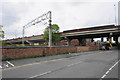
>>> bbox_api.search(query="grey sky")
[1,0,119,39]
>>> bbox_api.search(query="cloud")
[118,2,120,25]
[53,2,117,30]
[2,2,30,26]
[1,0,119,39]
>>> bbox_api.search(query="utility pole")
[21,11,52,46]
[48,11,52,47]
[114,4,117,25]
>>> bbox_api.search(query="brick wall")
[70,39,79,46]
[76,46,90,52]
[1,46,98,60]
[1,47,44,60]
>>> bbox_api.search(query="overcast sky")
[0,0,119,39]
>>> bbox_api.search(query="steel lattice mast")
[22,11,52,47]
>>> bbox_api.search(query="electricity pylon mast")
[22,11,52,47]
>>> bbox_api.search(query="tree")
[0,25,4,39]
[43,24,61,45]
[0,25,4,46]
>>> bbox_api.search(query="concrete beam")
[62,28,118,37]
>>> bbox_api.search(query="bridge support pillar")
[86,38,91,42]
[101,37,104,42]
[107,37,112,42]
[66,37,72,46]
[91,38,94,42]
[78,38,83,45]
[86,38,94,42]
[109,33,112,42]
[114,37,118,44]
[107,37,109,42]
[68,39,71,46]
[110,37,112,42]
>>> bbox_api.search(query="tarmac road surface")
[1,49,119,79]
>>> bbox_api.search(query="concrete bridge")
[5,25,120,45]
[61,25,120,45]
[5,35,44,45]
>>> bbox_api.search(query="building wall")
[1,46,98,60]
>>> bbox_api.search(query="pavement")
[1,50,101,69]
[1,47,119,79]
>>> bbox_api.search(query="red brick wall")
[77,46,90,52]
[60,40,68,46]
[70,39,79,46]
[1,47,44,60]
[86,42,97,46]
[1,46,98,60]
[89,46,99,51]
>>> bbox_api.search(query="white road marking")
[29,71,52,78]
[101,74,106,79]
[105,71,109,75]
[5,64,9,67]
[0,66,2,69]
[100,59,120,79]
[6,61,14,67]
[29,61,82,79]
[67,62,81,67]
[0,57,67,71]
